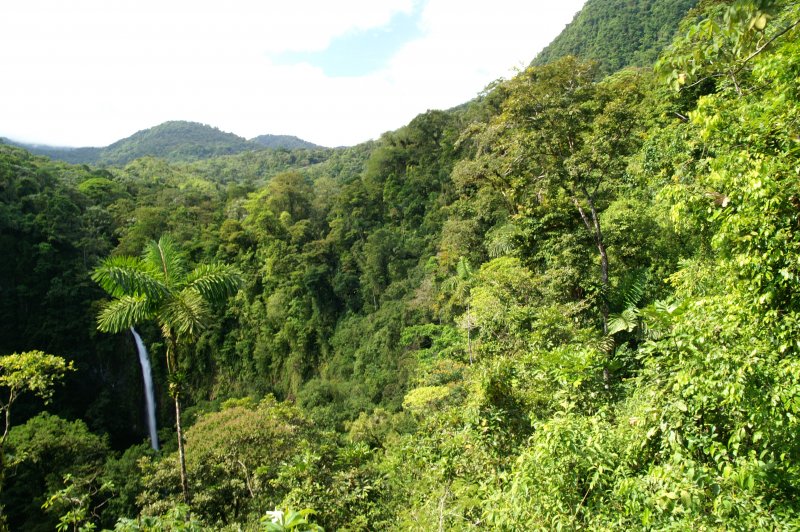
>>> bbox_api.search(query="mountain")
[4,122,324,165]
[98,121,254,165]
[531,0,699,74]
[0,138,102,165]
[4,1,695,167]
[250,134,323,150]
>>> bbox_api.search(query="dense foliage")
[4,121,325,166]
[3,0,800,529]
[251,135,323,150]
[531,0,699,74]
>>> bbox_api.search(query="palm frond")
[162,289,210,340]
[92,256,169,300]
[143,236,188,288]
[597,334,616,354]
[184,263,242,303]
[440,276,458,293]
[455,257,474,280]
[620,270,649,310]
[97,295,153,333]
[486,224,519,258]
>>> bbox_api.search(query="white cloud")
[0,0,585,148]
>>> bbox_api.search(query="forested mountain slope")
[4,121,324,166]
[98,121,254,164]
[531,0,699,73]
[250,134,324,150]
[0,139,103,164]
[3,0,800,530]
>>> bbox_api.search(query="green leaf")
[96,295,153,333]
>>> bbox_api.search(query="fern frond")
[486,224,518,258]
[440,277,459,293]
[622,270,649,310]
[455,257,474,280]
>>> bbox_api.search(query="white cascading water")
[131,328,159,450]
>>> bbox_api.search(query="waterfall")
[131,328,159,450]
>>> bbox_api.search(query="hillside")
[4,122,324,165]
[0,138,102,164]
[250,134,324,150]
[531,0,699,73]
[5,0,800,530]
[98,121,254,164]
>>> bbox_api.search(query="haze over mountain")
[249,134,323,151]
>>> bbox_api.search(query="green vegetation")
[4,121,325,166]
[93,236,241,501]
[3,0,800,529]
[531,0,699,74]
[250,135,324,150]
[98,122,255,165]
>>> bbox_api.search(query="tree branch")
[572,197,595,236]
[679,18,800,93]
[732,18,800,77]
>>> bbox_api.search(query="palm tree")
[92,236,240,501]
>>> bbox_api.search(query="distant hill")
[0,139,102,165]
[98,121,253,165]
[531,0,698,74]
[250,134,323,150]
[4,122,324,165]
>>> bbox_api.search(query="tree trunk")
[2,390,14,444]
[588,201,610,335]
[573,188,612,390]
[1,390,17,492]
[164,330,190,502]
[573,190,609,334]
[467,301,473,365]
[174,393,190,502]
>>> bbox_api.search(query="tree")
[3,413,109,531]
[0,351,73,448]
[92,235,240,502]
[441,257,476,363]
[0,350,74,498]
[137,397,317,526]
[487,58,648,331]
[657,0,796,95]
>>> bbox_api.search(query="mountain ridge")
[3,121,326,165]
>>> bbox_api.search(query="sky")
[0,0,586,148]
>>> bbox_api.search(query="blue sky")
[275,8,425,77]
[0,0,586,148]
